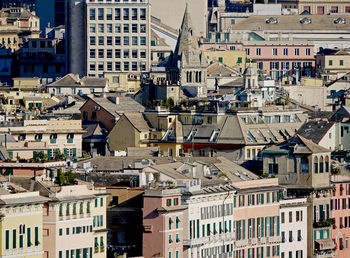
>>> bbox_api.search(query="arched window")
[314,156,319,173]
[325,156,330,172]
[319,156,324,173]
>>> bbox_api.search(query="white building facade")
[182,186,236,258]
[280,198,308,258]
[67,0,151,77]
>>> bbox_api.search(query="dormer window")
[334,18,346,24]
[266,17,278,24]
[299,17,312,24]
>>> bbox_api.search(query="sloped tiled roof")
[48,73,107,87]
[297,120,335,144]
[124,113,150,132]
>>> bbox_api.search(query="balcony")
[67,138,73,143]
[100,245,105,252]
[94,246,99,253]
[313,218,335,228]
[50,139,56,143]
[183,232,234,247]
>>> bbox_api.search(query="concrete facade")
[280,198,308,258]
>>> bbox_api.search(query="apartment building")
[263,135,335,258]
[0,181,48,258]
[0,7,40,51]
[143,188,185,258]
[331,175,350,258]
[316,48,350,82]
[17,37,66,79]
[280,198,308,258]
[37,180,108,258]
[230,179,282,258]
[0,119,84,159]
[67,0,151,77]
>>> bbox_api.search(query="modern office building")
[67,0,151,78]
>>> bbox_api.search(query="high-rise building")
[67,0,151,78]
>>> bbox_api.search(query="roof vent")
[334,18,346,24]
[266,17,278,24]
[299,17,312,24]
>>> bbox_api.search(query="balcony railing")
[94,246,99,253]
[313,218,335,228]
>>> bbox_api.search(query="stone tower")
[167,4,208,97]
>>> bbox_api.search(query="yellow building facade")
[104,72,141,93]
[92,188,109,258]
[203,49,246,73]
[0,185,47,258]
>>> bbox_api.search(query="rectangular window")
[98,36,104,46]
[115,8,121,20]
[115,24,121,33]
[306,48,311,56]
[340,60,344,66]
[89,8,95,20]
[256,48,261,56]
[5,230,9,249]
[27,228,31,247]
[13,229,16,248]
[132,24,138,33]
[115,36,121,45]
[106,8,112,20]
[90,36,96,46]
[89,24,96,33]
[272,48,277,56]
[294,48,299,56]
[123,8,129,20]
[98,8,104,20]
[140,8,146,20]
[107,49,113,58]
[107,24,113,33]
[140,37,146,46]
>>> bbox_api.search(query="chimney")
[116,97,120,105]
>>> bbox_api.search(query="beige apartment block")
[316,48,350,81]
[203,49,246,73]
[103,72,141,93]
[0,8,40,51]
[85,0,151,78]
[0,119,84,159]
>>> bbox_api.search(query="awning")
[315,239,335,250]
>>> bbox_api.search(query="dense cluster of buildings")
[0,0,348,258]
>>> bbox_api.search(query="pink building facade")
[331,175,350,258]
[200,41,315,80]
[143,189,185,258]
[232,179,282,258]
